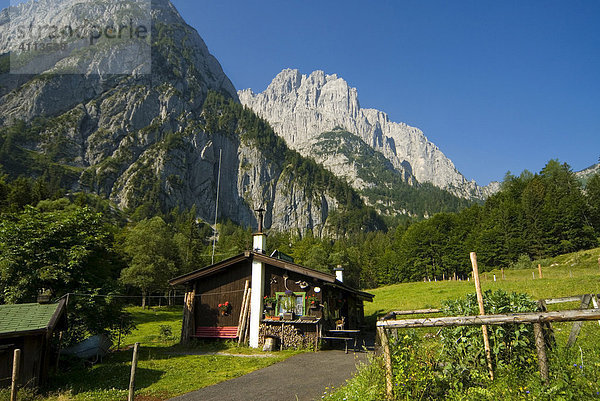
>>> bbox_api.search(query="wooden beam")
[377,326,394,400]
[544,296,583,305]
[376,308,600,329]
[567,294,592,347]
[470,252,494,381]
[128,343,140,401]
[237,280,250,339]
[10,349,20,401]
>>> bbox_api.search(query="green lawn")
[325,247,600,400]
[365,247,600,318]
[1,306,301,401]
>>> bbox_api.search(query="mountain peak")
[239,68,497,200]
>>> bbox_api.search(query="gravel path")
[167,349,369,401]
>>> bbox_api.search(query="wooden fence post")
[470,252,494,381]
[533,323,549,385]
[567,294,592,347]
[10,349,21,401]
[538,264,543,279]
[592,295,600,327]
[128,342,140,401]
[377,326,394,400]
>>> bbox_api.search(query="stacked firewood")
[258,324,316,349]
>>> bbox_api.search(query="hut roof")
[0,299,66,338]
[169,251,374,301]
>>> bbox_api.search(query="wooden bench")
[192,326,239,339]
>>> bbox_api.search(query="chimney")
[37,289,52,304]
[334,265,344,283]
[252,207,267,253]
[249,207,267,348]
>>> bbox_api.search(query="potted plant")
[218,301,231,316]
[306,295,319,309]
[280,294,296,320]
[263,295,276,309]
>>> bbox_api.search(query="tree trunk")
[141,290,146,309]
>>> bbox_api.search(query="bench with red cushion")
[192,326,239,339]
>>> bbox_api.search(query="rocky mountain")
[239,69,500,200]
[577,163,600,186]
[0,0,384,235]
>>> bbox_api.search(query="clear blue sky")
[169,0,600,185]
[4,0,599,185]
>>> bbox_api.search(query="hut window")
[275,292,306,316]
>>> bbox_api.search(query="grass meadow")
[365,247,600,318]
[1,307,301,401]
[3,248,599,400]
[327,247,600,400]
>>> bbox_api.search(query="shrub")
[158,324,174,341]
[439,290,540,388]
[510,254,532,270]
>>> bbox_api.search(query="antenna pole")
[212,149,222,264]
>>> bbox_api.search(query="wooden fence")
[376,302,600,400]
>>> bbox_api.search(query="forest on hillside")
[0,159,598,341]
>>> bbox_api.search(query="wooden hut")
[169,231,373,349]
[0,299,66,387]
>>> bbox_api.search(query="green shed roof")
[0,301,65,336]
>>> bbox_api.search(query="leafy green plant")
[158,324,174,342]
[280,295,296,313]
[391,330,446,399]
[439,290,540,388]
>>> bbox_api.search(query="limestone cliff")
[0,0,376,234]
[239,69,499,200]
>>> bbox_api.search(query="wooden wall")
[0,334,47,388]
[263,264,324,319]
[185,258,367,334]
[193,260,252,327]
[263,264,365,328]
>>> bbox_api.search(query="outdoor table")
[322,329,361,353]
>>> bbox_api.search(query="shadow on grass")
[104,340,259,363]
[49,363,164,394]
[365,309,387,327]
[126,306,183,325]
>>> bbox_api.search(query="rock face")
[239,69,499,199]
[0,0,354,234]
[576,163,600,182]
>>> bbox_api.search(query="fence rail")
[376,308,600,329]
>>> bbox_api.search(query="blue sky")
[169,0,600,185]
[3,1,599,185]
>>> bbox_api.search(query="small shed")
[170,231,374,349]
[0,299,66,387]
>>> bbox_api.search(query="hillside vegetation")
[366,247,600,317]
[327,247,600,401]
